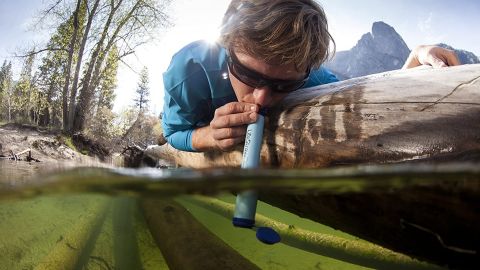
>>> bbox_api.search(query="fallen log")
[15,148,32,157]
[185,195,441,270]
[140,198,260,270]
[15,148,40,162]
[146,64,480,168]
[0,148,40,162]
[145,65,480,269]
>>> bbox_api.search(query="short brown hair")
[219,0,335,71]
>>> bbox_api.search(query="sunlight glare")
[203,26,221,44]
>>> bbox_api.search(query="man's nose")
[253,86,272,107]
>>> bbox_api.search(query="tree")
[67,0,100,131]
[61,0,83,130]
[133,66,150,113]
[0,61,14,121]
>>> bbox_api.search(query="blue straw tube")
[232,109,265,228]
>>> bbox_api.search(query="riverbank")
[0,123,116,187]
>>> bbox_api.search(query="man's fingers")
[429,56,448,68]
[415,46,461,69]
[212,126,247,140]
[211,111,257,129]
[209,102,260,150]
[445,52,461,66]
[215,102,258,117]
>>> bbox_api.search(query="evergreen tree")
[133,66,150,113]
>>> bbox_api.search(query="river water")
[0,160,478,270]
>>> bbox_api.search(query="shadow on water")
[112,197,142,270]
[74,200,109,270]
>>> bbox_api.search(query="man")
[162,0,459,152]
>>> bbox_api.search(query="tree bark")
[70,0,121,132]
[66,0,100,134]
[62,0,81,131]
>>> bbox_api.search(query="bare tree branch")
[37,0,64,24]
[14,48,69,58]
[119,58,139,75]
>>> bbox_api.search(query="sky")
[1,0,479,115]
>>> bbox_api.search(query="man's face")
[228,49,308,108]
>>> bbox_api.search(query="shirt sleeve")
[162,44,213,152]
[164,127,195,152]
[304,66,339,88]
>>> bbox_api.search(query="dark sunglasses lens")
[229,59,264,87]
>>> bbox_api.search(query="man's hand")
[403,45,460,69]
[192,102,259,151]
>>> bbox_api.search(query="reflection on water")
[0,161,478,269]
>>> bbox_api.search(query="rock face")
[325,22,410,80]
[325,21,480,79]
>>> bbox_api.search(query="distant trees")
[35,12,76,127]
[12,52,37,123]
[0,61,14,122]
[0,56,37,123]
[1,0,171,141]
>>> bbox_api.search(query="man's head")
[220,0,334,72]
[219,0,334,107]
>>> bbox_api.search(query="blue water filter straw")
[232,108,281,245]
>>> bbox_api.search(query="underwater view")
[1,160,478,270]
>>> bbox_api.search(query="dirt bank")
[0,123,112,167]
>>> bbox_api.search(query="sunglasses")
[226,50,310,93]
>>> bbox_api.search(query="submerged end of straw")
[256,227,281,244]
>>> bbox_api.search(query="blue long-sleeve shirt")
[162,40,339,152]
